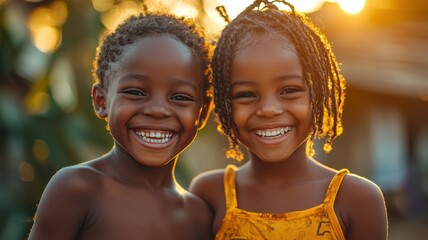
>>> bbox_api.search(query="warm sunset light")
[100,0,141,30]
[337,0,365,14]
[217,0,253,19]
[172,2,199,18]
[287,0,324,13]
[218,0,323,16]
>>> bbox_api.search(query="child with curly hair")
[29,11,213,240]
[190,1,387,239]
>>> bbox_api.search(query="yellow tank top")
[215,165,349,240]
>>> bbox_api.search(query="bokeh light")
[19,162,35,182]
[172,2,198,18]
[337,0,365,14]
[24,92,50,114]
[100,0,142,30]
[32,139,49,161]
[217,0,253,19]
[50,57,77,113]
[31,26,62,53]
[27,2,67,53]
[92,0,115,12]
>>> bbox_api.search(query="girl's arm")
[339,174,388,240]
[189,169,225,209]
[28,167,96,240]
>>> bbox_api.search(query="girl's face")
[93,35,208,167]
[230,36,312,163]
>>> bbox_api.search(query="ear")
[197,95,213,130]
[92,83,108,119]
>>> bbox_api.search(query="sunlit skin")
[28,35,212,240]
[190,35,387,239]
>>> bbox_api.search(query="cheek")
[181,107,202,127]
[231,104,248,127]
[296,100,312,129]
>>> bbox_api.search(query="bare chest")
[77,181,200,240]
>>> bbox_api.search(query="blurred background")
[0,0,427,239]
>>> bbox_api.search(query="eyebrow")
[118,73,148,82]
[275,74,303,81]
[119,73,198,92]
[171,78,198,92]
[231,74,303,88]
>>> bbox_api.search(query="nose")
[255,96,283,118]
[142,96,172,118]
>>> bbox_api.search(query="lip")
[130,125,178,149]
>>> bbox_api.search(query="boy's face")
[93,35,209,166]
[229,36,312,163]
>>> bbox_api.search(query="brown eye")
[281,87,300,95]
[123,89,146,96]
[233,91,256,99]
[171,94,195,102]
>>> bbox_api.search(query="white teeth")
[135,130,173,143]
[255,127,291,138]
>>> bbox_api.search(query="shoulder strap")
[223,164,238,209]
[323,169,349,206]
[323,169,349,240]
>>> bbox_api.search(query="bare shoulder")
[36,163,106,213]
[189,168,226,208]
[336,172,388,240]
[47,163,103,197]
[339,172,385,207]
[28,163,105,239]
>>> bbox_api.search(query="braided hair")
[93,12,212,96]
[212,0,346,161]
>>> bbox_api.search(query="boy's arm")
[28,167,96,240]
[339,174,388,240]
[185,192,214,239]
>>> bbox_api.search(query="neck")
[107,145,178,189]
[246,144,313,184]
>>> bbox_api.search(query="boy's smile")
[134,130,174,145]
[93,35,206,167]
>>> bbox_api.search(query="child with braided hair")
[28,11,213,240]
[190,0,388,239]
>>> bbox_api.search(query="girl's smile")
[253,126,293,144]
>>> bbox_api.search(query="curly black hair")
[93,12,212,96]
[212,0,346,160]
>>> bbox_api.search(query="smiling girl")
[190,0,388,239]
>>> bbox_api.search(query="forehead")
[121,35,196,67]
[234,33,297,58]
[109,35,203,89]
[231,35,302,79]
